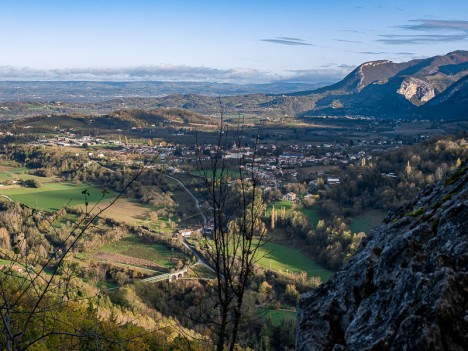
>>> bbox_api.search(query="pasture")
[197,237,332,281]
[1,178,153,225]
[350,209,386,234]
[98,235,189,270]
[302,207,320,227]
[1,183,112,211]
[266,201,321,228]
[258,308,296,326]
[255,241,332,281]
[0,166,58,182]
[266,199,294,217]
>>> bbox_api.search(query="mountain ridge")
[294,50,468,119]
[0,51,466,121]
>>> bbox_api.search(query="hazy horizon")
[1,0,467,83]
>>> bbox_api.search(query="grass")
[189,264,216,279]
[1,179,152,225]
[172,188,202,226]
[405,207,424,217]
[0,166,31,181]
[266,199,294,217]
[1,183,113,211]
[256,241,332,281]
[197,236,331,281]
[100,236,188,269]
[96,281,118,290]
[0,259,13,266]
[273,199,294,210]
[349,209,386,234]
[89,198,152,226]
[6,167,30,174]
[258,308,296,326]
[302,207,320,227]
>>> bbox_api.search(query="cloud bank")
[0,65,276,84]
[0,64,351,84]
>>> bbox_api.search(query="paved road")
[162,173,207,225]
[182,238,216,273]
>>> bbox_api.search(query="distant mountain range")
[284,50,468,119]
[0,51,466,121]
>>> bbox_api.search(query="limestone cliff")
[296,164,468,350]
[397,77,435,104]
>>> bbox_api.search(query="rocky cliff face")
[296,164,468,351]
[397,77,435,104]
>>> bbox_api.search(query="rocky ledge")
[297,164,468,350]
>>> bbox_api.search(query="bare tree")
[196,104,267,351]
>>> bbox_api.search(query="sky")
[0,0,467,84]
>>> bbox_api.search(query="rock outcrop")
[296,164,468,351]
[397,77,435,104]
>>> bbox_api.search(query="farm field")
[350,209,386,234]
[256,241,332,281]
[82,198,152,226]
[97,235,189,271]
[195,237,332,281]
[0,165,59,183]
[267,201,321,228]
[1,178,152,225]
[258,308,296,326]
[1,182,113,211]
[0,259,12,266]
[266,199,294,217]
[302,207,320,227]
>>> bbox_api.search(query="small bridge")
[141,266,188,283]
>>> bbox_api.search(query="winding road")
[162,173,207,225]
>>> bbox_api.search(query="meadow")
[349,209,386,234]
[1,182,113,211]
[257,308,296,326]
[255,241,332,281]
[195,236,331,281]
[97,235,189,271]
[302,207,320,227]
[0,170,154,225]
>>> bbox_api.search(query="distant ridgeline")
[0,51,467,120]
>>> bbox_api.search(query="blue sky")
[0,0,467,83]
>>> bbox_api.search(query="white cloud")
[0,64,351,85]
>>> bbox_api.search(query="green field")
[100,236,189,269]
[272,199,294,210]
[0,166,34,181]
[256,241,332,281]
[258,308,296,326]
[0,259,12,266]
[350,209,386,234]
[196,235,332,281]
[0,167,166,227]
[302,207,320,227]
[1,183,113,211]
[266,200,294,217]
